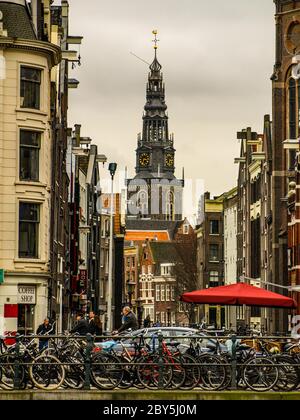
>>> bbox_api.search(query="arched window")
[289,78,296,139]
[166,191,175,221]
[138,190,148,216]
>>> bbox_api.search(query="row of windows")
[141,264,173,276]
[155,285,175,302]
[126,257,136,268]
[155,311,176,325]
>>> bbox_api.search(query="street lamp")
[127,281,134,307]
[136,298,143,329]
[107,163,117,333]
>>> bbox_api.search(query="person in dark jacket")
[36,318,54,351]
[88,311,103,337]
[143,315,151,328]
[70,314,89,336]
[115,307,138,334]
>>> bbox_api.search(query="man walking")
[70,314,89,336]
[36,318,54,351]
[114,306,138,334]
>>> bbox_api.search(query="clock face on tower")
[139,153,150,167]
[165,153,174,167]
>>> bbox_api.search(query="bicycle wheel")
[168,357,186,390]
[137,355,173,390]
[91,353,123,390]
[63,356,85,389]
[117,365,133,389]
[242,357,278,392]
[0,355,25,390]
[273,356,299,392]
[29,354,65,390]
[197,354,226,391]
[179,354,201,390]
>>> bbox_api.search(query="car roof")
[131,327,199,335]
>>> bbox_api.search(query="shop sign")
[79,269,87,288]
[18,286,36,304]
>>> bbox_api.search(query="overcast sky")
[66,0,275,211]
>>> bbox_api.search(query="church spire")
[150,30,162,73]
[142,30,169,143]
[126,30,184,223]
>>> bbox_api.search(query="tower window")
[289,78,296,139]
[166,191,175,221]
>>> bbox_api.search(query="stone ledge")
[0,390,300,400]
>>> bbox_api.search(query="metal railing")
[0,332,300,392]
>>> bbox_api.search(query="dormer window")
[183,224,189,234]
[161,264,173,276]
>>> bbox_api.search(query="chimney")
[30,0,41,38]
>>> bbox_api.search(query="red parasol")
[180,283,297,309]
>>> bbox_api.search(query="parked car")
[95,327,227,354]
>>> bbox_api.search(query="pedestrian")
[153,319,161,327]
[36,318,54,351]
[88,311,103,337]
[143,314,151,328]
[70,313,89,336]
[113,306,138,334]
[88,311,96,333]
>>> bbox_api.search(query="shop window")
[17,304,35,335]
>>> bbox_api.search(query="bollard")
[230,334,237,390]
[83,334,94,390]
[13,333,21,390]
[157,331,164,390]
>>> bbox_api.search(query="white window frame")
[156,284,160,301]
[160,284,165,301]
[166,284,170,301]
[171,286,175,301]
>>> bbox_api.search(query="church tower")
[126,31,184,223]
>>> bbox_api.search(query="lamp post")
[136,298,143,329]
[107,163,117,333]
[127,282,134,307]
